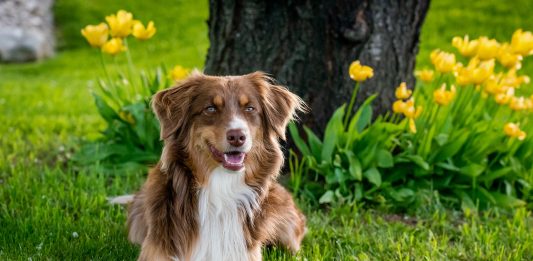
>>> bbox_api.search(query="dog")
[118,71,307,260]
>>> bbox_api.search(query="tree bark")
[205,0,430,135]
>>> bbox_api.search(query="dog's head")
[152,71,305,180]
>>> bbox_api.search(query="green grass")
[1,0,533,259]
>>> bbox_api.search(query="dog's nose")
[227,129,246,147]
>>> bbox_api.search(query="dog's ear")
[152,71,203,140]
[249,72,307,140]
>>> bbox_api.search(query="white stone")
[0,0,55,62]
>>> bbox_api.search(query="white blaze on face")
[227,117,252,152]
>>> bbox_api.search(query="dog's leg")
[258,183,307,253]
[271,200,306,252]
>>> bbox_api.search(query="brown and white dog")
[119,71,307,260]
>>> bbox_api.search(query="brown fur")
[127,71,307,260]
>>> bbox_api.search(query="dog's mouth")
[209,145,246,172]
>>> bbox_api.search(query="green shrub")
[73,69,168,172]
[73,10,189,173]
[289,95,403,206]
[290,30,533,210]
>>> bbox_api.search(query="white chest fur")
[190,167,258,261]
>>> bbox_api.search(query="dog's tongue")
[223,152,245,171]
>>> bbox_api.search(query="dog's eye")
[205,106,217,113]
[244,106,255,112]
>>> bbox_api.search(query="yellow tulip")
[106,10,134,38]
[403,99,422,119]
[430,50,456,73]
[170,65,190,81]
[393,98,421,133]
[81,23,109,48]
[509,96,527,111]
[454,58,494,85]
[392,100,407,114]
[470,59,494,84]
[132,21,156,40]
[504,122,526,140]
[498,43,523,69]
[415,69,434,83]
[349,61,374,82]
[409,118,417,133]
[101,38,127,55]
[501,69,530,88]
[452,35,479,57]
[476,37,500,60]
[395,82,412,99]
[511,29,533,56]
[433,84,456,106]
[454,63,472,86]
[483,74,504,95]
[495,87,515,105]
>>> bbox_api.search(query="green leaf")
[376,149,394,168]
[354,183,363,201]
[364,167,381,187]
[319,190,335,204]
[420,124,438,157]
[459,164,485,177]
[93,93,119,122]
[344,150,362,181]
[435,161,460,172]
[476,186,496,204]
[434,133,449,146]
[356,104,373,133]
[454,190,476,211]
[304,126,323,162]
[414,167,431,177]
[321,106,345,163]
[479,167,513,183]
[347,95,377,134]
[288,122,311,157]
[389,188,415,202]
[334,167,346,183]
[124,102,153,149]
[490,192,526,208]
[452,189,477,211]
[432,129,469,162]
[400,155,430,171]
[325,168,338,184]
[465,131,500,162]
[360,144,378,169]
[333,154,342,167]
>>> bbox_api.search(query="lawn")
[1,0,533,260]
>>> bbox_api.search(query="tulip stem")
[344,83,361,127]
[123,38,139,99]
[415,104,437,156]
[98,51,123,107]
[99,52,113,84]
[111,56,129,105]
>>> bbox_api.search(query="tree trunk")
[205,0,430,135]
